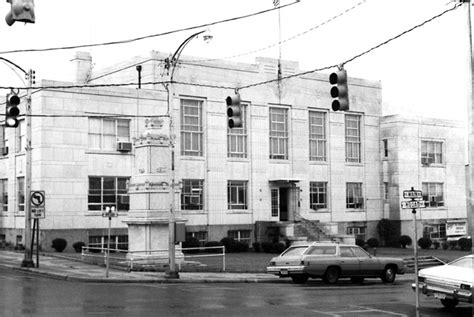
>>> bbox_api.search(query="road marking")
[312,305,408,317]
[353,305,407,316]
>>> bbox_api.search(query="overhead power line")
[0,1,300,56]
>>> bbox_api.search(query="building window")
[227,181,248,210]
[423,224,446,239]
[228,230,251,245]
[346,182,363,209]
[271,188,279,217]
[422,182,444,207]
[310,182,327,210]
[421,140,443,165]
[1,125,8,150]
[88,235,128,251]
[382,139,388,158]
[228,105,247,158]
[16,121,25,153]
[347,226,366,240]
[88,176,130,212]
[185,231,208,245]
[88,118,130,150]
[309,111,326,161]
[345,115,361,163]
[1,179,7,212]
[17,177,24,212]
[181,179,204,210]
[269,107,288,160]
[384,182,389,201]
[181,99,203,156]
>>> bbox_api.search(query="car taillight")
[418,276,425,283]
[270,261,275,266]
[300,261,305,265]
[460,284,471,291]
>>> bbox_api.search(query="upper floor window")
[88,176,130,212]
[228,105,247,158]
[345,115,361,163]
[421,140,443,165]
[16,120,25,153]
[310,181,327,210]
[309,111,326,161]
[382,139,388,158]
[269,107,288,160]
[88,118,130,150]
[181,99,203,156]
[1,179,7,212]
[181,179,204,210]
[346,182,363,209]
[17,177,24,212]
[227,180,248,210]
[0,125,8,149]
[422,182,444,207]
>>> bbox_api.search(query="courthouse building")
[0,51,467,250]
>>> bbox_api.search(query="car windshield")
[281,246,308,256]
[449,257,473,269]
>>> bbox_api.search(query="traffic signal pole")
[21,69,34,267]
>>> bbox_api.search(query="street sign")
[30,190,45,207]
[401,200,426,209]
[31,207,45,219]
[403,190,423,199]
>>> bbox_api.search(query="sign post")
[401,187,426,317]
[102,206,117,278]
[30,190,45,268]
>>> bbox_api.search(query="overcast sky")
[0,0,471,120]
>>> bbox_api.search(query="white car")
[412,254,473,308]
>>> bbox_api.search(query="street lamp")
[163,30,212,278]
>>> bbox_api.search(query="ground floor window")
[422,183,444,208]
[310,182,327,210]
[423,224,446,239]
[346,182,364,209]
[88,235,128,251]
[185,231,208,245]
[227,180,248,210]
[228,230,251,245]
[181,179,204,210]
[347,226,366,241]
[88,176,130,212]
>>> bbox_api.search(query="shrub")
[220,237,237,253]
[441,241,449,250]
[271,242,286,254]
[203,241,222,253]
[458,238,472,251]
[417,237,432,249]
[252,242,261,252]
[448,240,458,250]
[355,238,365,247]
[182,237,201,253]
[72,241,85,253]
[51,238,67,252]
[366,238,380,248]
[433,241,440,250]
[261,241,273,253]
[398,235,412,248]
[234,241,249,252]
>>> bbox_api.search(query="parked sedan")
[266,241,406,284]
[412,254,473,308]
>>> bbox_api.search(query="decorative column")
[124,118,185,263]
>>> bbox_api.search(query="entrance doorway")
[271,187,290,221]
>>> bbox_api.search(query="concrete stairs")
[293,218,334,242]
[403,256,446,272]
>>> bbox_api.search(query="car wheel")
[323,267,340,284]
[291,274,309,284]
[440,298,459,308]
[380,266,396,283]
[350,277,364,284]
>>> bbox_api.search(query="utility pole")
[21,69,34,267]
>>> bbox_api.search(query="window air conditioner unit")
[117,141,132,152]
[1,147,8,156]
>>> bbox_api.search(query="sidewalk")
[0,250,415,284]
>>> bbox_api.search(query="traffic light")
[329,69,349,111]
[5,92,20,128]
[226,94,242,128]
[5,0,35,26]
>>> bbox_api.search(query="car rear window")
[449,257,473,269]
[306,246,336,255]
[281,246,308,256]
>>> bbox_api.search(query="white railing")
[81,245,226,271]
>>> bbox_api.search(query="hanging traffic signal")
[5,0,35,26]
[226,94,242,128]
[5,92,20,128]
[329,69,349,111]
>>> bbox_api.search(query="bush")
[203,241,222,253]
[355,238,365,247]
[271,242,286,254]
[448,240,458,250]
[72,241,85,253]
[182,237,201,253]
[398,235,412,248]
[51,238,67,252]
[220,237,237,253]
[458,238,472,251]
[252,242,261,252]
[367,238,380,248]
[441,241,449,250]
[418,237,432,249]
[433,241,440,250]
[234,241,249,253]
[261,241,273,253]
